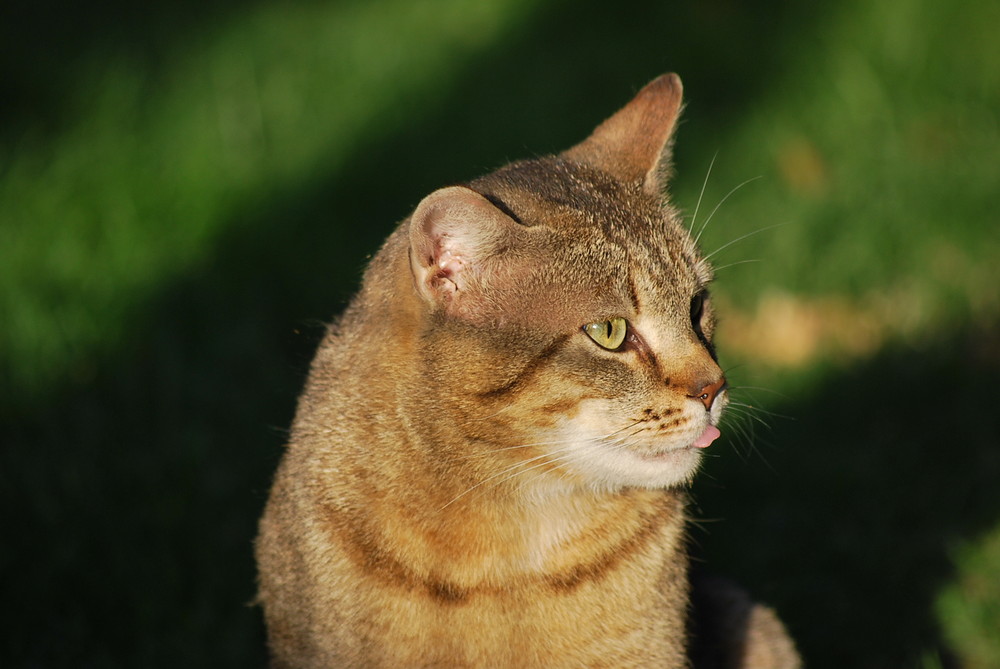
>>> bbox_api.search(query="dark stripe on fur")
[477,334,571,399]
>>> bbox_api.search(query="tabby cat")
[256,73,799,668]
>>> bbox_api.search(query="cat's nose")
[689,376,727,411]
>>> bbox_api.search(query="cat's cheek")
[551,403,705,490]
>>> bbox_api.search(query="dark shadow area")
[0,0,272,140]
[692,323,1000,668]
[0,0,823,151]
[7,0,993,667]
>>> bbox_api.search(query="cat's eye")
[690,290,716,357]
[583,317,628,350]
[690,291,706,330]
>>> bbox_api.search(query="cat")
[255,73,799,669]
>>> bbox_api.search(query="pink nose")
[690,377,727,410]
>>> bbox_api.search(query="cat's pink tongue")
[693,425,721,449]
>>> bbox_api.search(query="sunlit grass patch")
[680,0,1000,372]
[936,524,1000,669]
[0,0,539,407]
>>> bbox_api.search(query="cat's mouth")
[633,424,721,462]
[692,425,721,449]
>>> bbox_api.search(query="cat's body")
[256,74,799,668]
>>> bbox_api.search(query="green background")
[3,0,998,666]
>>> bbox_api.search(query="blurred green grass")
[2,0,998,666]
[1,0,539,407]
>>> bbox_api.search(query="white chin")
[567,444,703,490]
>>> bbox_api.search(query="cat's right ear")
[408,186,524,321]
[563,73,684,195]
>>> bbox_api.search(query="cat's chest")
[364,503,688,669]
[521,507,581,571]
[501,491,684,578]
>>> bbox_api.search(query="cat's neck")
[461,484,682,577]
[362,468,686,595]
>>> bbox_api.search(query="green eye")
[583,317,628,350]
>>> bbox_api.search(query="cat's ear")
[563,73,684,194]
[408,186,526,320]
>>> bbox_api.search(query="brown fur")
[256,74,799,668]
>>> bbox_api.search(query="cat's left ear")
[563,73,684,195]
[408,186,527,321]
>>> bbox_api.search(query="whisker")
[722,418,755,462]
[711,258,762,273]
[688,151,719,233]
[511,440,614,496]
[722,405,772,463]
[509,432,641,498]
[439,447,575,510]
[439,422,644,509]
[722,362,750,376]
[728,383,795,422]
[727,384,787,397]
[694,175,763,246]
[728,399,792,421]
[447,436,589,462]
[725,403,773,430]
[449,420,645,462]
[702,222,787,262]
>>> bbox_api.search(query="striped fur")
[256,74,798,668]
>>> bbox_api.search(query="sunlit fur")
[255,74,799,669]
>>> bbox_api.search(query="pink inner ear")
[437,238,467,276]
[429,241,466,296]
[410,186,512,308]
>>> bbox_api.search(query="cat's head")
[407,74,726,492]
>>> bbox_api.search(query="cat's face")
[407,75,726,493]
[410,160,726,493]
